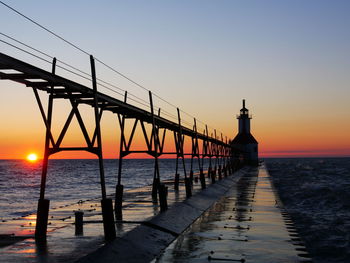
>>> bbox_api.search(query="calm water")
[266,157,350,263]
[2,158,350,262]
[0,159,210,221]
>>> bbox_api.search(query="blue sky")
[0,0,349,157]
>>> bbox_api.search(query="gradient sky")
[0,0,349,159]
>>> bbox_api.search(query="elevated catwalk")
[0,52,233,241]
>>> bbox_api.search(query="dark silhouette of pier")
[0,52,238,242]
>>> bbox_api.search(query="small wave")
[266,157,350,263]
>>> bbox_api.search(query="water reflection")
[234,169,257,223]
[157,169,259,262]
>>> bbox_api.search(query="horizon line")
[1,155,349,161]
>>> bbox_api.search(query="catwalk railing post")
[115,91,128,221]
[177,108,192,198]
[194,119,205,189]
[90,55,116,241]
[156,110,169,212]
[218,133,222,178]
[216,131,222,180]
[201,128,208,181]
[157,111,168,209]
[210,135,216,184]
[149,100,159,200]
[189,118,199,185]
[229,140,234,174]
[222,134,228,177]
[226,137,230,175]
[174,137,180,191]
[214,129,220,179]
[206,126,215,183]
[189,134,194,184]
[35,57,56,240]
[149,92,167,210]
[206,126,211,179]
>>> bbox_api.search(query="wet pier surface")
[0,169,235,263]
[156,164,308,263]
[0,165,309,263]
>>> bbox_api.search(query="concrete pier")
[0,165,309,262]
[156,164,310,263]
[77,164,309,263]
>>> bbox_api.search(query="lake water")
[1,157,349,263]
[0,158,210,221]
[266,157,350,263]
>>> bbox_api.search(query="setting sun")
[26,153,38,162]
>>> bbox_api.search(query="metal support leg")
[176,108,191,198]
[158,184,168,212]
[115,184,123,220]
[174,156,179,191]
[152,177,160,200]
[208,166,212,179]
[101,199,116,241]
[115,93,127,221]
[190,170,194,184]
[200,168,206,189]
[149,92,163,203]
[91,55,116,241]
[35,199,50,239]
[174,173,180,191]
[35,58,56,240]
[185,177,192,198]
[211,170,216,184]
[75,211,84,235]
[35,152,50,240]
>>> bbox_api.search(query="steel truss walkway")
[0,52,239,242]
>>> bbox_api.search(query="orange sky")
[0,81,349,160]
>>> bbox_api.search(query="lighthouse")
[231,99,258,166]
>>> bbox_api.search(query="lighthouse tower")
[231,99,258,166]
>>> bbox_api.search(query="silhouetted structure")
[0,52,234,241]
[231,100,258,166]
